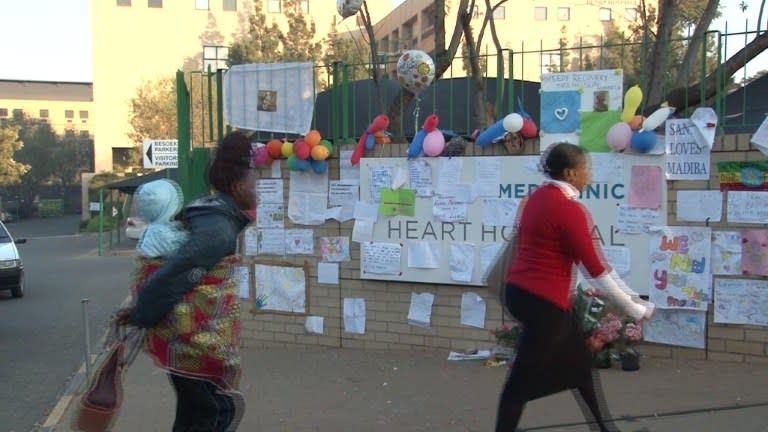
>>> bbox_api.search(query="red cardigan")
[506,183,609,310]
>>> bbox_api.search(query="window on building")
[625,8,637,21]
[148,0,162,8]
[421,5,435,33]
[558,7,570,21]
[0,108,7,117]
[541,53,562,75]
[534,6,547,21]
[599,7,612,21]
[80,130,90,139]
[223,0,236,11]
[267,0,280,13]
[492,6,505,19]
[196,0,209,10]
[65,129,76,138]
[117,0,131,5]
[40,109,49,118]
[65,110,74,119]
[12,109,23,119]
[79,110,89,119]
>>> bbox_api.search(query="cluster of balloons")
[253,130,333,174]
[606,85,674,153]
[350,115,390,165]
[477,112,538,147]
[396,50,436,95]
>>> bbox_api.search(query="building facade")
[91,0,392,172]
[0,79,94,176]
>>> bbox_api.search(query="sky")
[0,0,764,83]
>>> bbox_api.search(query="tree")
[321,21,370,91]
[229,1,282,64]
[127,76,178,168]
[0,125,30,186]
[280,0,323,62]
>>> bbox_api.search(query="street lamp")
[203,45,229,73]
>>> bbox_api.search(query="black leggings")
[169,374,244,432]
[494,284,620,432]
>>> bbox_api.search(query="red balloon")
[294,139,311,160]
[520,119,538,138]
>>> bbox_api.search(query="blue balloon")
[476,121,506,147]
[407,129,427,159]
[630,130,656,154]
[294,158,311,171]
[310,159,328,174]
[365,134,375,151]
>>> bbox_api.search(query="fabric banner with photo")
[223,62,315,134]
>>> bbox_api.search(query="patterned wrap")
[132,256,241,390]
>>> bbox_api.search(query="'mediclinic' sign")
[143,139,178,168]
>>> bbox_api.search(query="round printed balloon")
[396,50,436,94]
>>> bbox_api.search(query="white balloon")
[641,107,674,132]
[503,113,524,133]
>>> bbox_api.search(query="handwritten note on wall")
[727,191,768,223]
[714,278,768,326]
[676,190,723,222]
[665,119,711,180]
[648,226,711,310]
[362,242,402,275]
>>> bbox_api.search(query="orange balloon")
[374,131,391,144]
[628,115,644,130]
[311,144,330,161]
[267,139,283,159]
[305,130,321,147]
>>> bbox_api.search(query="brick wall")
[239,134,768,363]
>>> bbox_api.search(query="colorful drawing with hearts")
[320,236,351,262]
[741,229,768,276]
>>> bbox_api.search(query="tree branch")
[674,0,720,88]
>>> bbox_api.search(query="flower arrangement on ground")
[489,323,522,362]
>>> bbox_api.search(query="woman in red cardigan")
[495,143,654,432]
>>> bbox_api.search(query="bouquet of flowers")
[489,323,522,348]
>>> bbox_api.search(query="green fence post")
[216,69,224,144]
[177,70,192,204]
[108,192,113,251]
[98,189,103,257]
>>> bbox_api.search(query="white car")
[0,221,26,298]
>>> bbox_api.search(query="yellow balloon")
[311,144,330,161]
[621,85,643,123]
[281,141,293,158]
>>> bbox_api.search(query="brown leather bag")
[75,340,125,432]
[74,323,141,432]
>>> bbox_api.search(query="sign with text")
[359,155,667,291]
[665,119,710,180]
[143,139,178,168]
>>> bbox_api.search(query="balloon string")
[413,96,421,136]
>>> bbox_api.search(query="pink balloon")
[422,130,445,157]
[253,146,271,166]
[606,122,632,152]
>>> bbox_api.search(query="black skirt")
[503,283,593,402]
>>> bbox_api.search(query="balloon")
[520,118,538,138]
[351,115,390,165]
[320,140,333,154]
[476,120,506,146]
[628,115,644,130]
[423,114,439,133]
[267,139,283,159]
[337,0,363,18]
[606,122,632,152]
[630,130,656,154]
[396,50,436,94]
[281,141,293,158]
[310,159,328,174]
[642,107,674,132]
[286,154,298,170]
[253,145,272,166]
[295,158,311,171]
[621,85,643,123]
[293,139,311,160]
[407,129,427,159]
[365,134,375,150]
[311,144,330,161]
[423,130,445,157]
[305,130,321,147]
[503,113,524,133]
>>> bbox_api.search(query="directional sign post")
[143,139,179,168]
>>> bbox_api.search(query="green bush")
[80,216,116,233]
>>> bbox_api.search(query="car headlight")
[0,259,19,269]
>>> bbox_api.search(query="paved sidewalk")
[55,346,768,432]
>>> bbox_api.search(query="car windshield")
[0,225,10,243]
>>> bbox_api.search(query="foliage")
[489,323,521,347]
[88,172,123,192]
[280,0,323,62]
[126,76,178,169]
[321,21,370,90]
[0,124,31,186]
